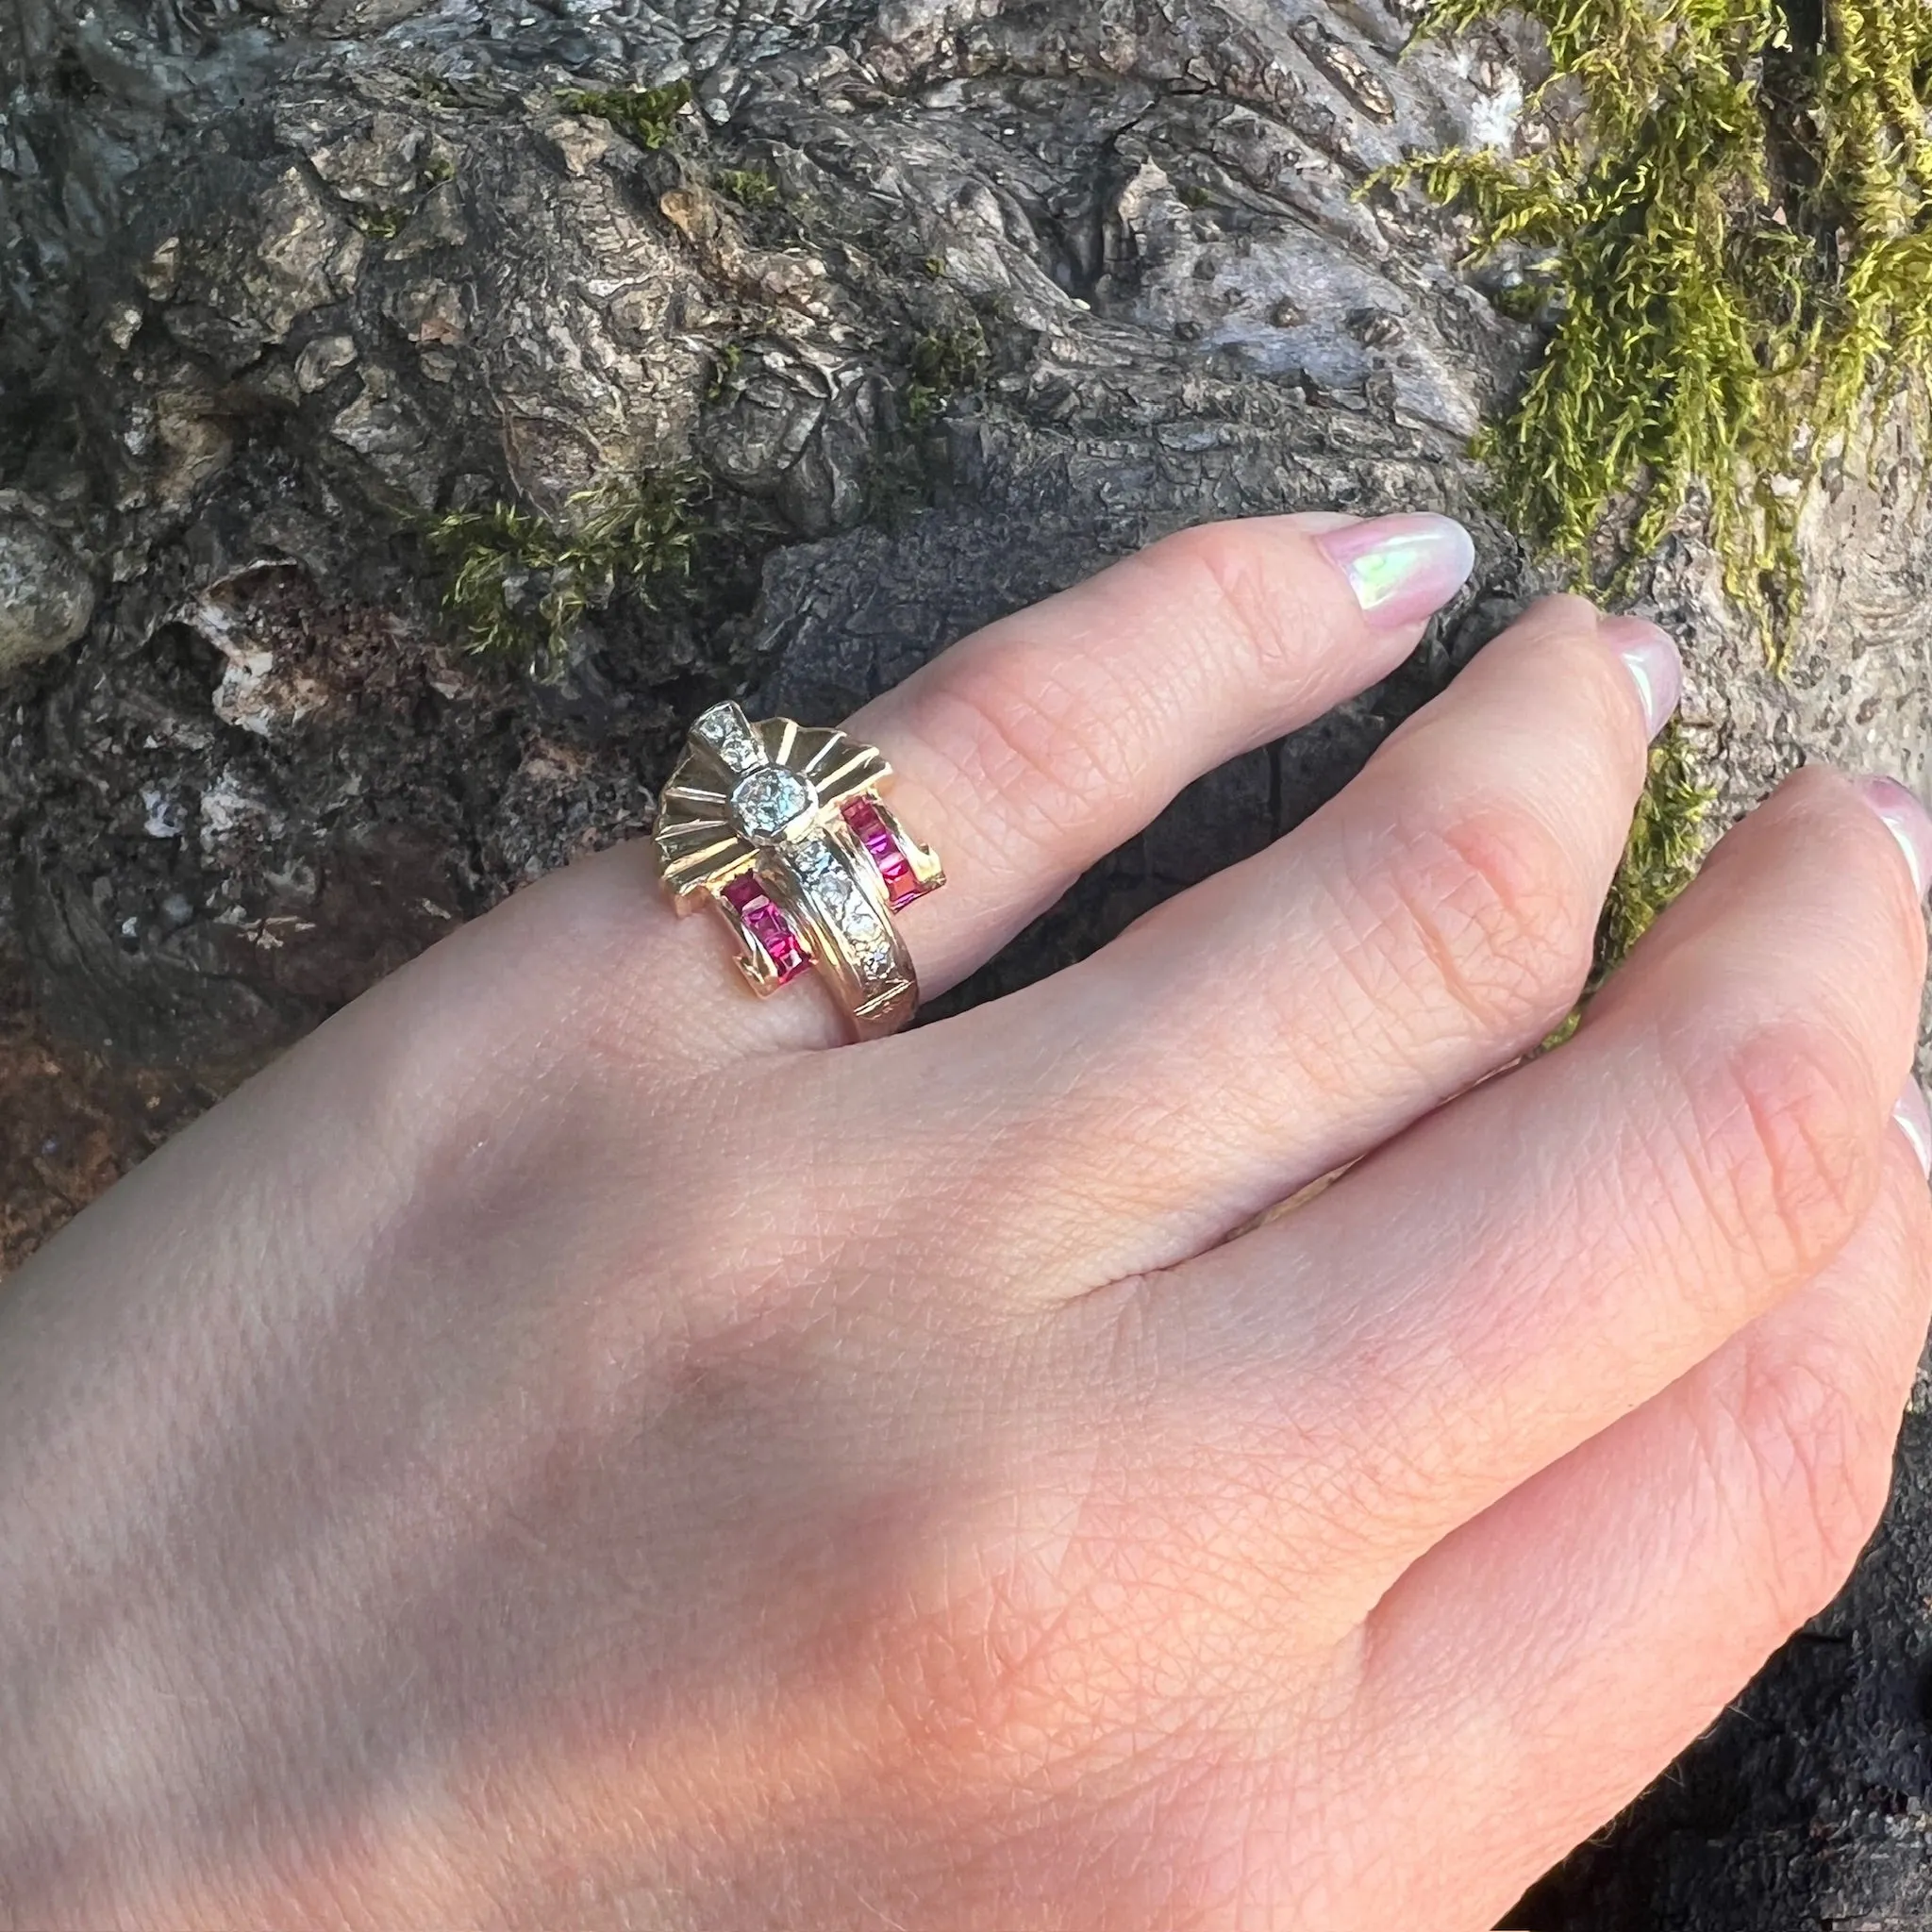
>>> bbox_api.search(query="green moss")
[557,79,692,152]
[423,473,699,676]
[1595,719,1719,975]
[348,205,408,240]
[706,339,745,401]
[905,321,990,424]
[1378,0,1932,667]
[714,166,779,208]
[1536,719,1716,1042]
[1382,1,1932,979]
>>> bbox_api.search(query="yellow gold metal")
[654,701,945,1040]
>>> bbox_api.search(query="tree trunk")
[4,0,1932,1921]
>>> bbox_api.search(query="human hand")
[4,512,1928,1930]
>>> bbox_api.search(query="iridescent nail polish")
[1317,514,1477,628]
[1894,1076,1932,1181]
[1852,774,1932,901]
[1598,615,1684,741]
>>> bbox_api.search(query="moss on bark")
[1382,0,1932,973]
[422,475,700,677]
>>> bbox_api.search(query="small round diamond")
[691,701,762,773]
[731,766,816,843]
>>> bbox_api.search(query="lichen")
[556,80,693,153]
[347,205,407,240]
[706,339,745,400]
[423,473,698,676]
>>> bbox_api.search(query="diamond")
[691,701,765,774]
[731,766,816,843]
[789,834,895,975]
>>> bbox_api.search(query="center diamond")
[731,766,817,844]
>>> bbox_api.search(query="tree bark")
[4,0,1932,1922]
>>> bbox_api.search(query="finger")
[536,510,1477,1062]
[1341,1119,1932,1928]
[863,594,1673,1287]
[842,510,1477,998]
[1093,764,1930,1603]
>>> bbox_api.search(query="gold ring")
[653,701,945,1040]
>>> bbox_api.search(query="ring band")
[654,702,945,1040]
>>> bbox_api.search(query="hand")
[3,512,1928,1931]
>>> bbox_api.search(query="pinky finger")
[1340,1111,1932,1929]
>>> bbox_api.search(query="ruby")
[841,798,924,910]
[721,874,809,981]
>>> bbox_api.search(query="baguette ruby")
[722,873,809,981]
[841,797,924,909]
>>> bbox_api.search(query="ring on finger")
[654,701,945,1041]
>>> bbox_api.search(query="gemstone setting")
[722,873,809,982]
[731,766,816,843]
[841,796,926,910]
[790,834,895,976]
[691,701,765,775]
[656,701,939,1040]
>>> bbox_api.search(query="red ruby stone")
[841,797,924,909]
[722,873,809,982]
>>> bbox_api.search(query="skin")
[0,510,1927,1930]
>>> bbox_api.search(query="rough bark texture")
[4,0,1932,1922]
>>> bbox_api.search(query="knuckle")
[922,643,1135,858]
[1142,520,1282,646]
[1137,520,1323,692]
[1705,1332,1899,1625]
[1325,799,1591,1046]
[1672,1017,1875,1285]
[1524,590,1607,632]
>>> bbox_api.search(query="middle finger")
[858,594,1674,1289]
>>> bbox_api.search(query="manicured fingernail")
[1318,513,1476,626]
[1598,615,1683,741]
[1894,1076,1932,1180]
[1852,775,1932,900]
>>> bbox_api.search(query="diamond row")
[789,834,896,978]
[691,700,765,775]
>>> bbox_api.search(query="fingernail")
[1599,615,1683,741]
[1852,775,1932,900]
[1894,1076,1932,1180]
[1318,513,1476,626]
